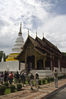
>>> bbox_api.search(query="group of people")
[29,73,39,90]
[0,71,39,90]
[0,71,8,84]
[0,71,26,85]
[0,70,58,90]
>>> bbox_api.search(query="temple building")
[17,35,62,73]
[0,24,66,77]
[6,23,24,61]
[61,53,66,72]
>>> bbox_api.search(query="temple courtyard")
[0,79,66,99]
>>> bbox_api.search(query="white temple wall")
[54,67,66,76]
[0,61,25,72]
[20,63,25,71]
[30,70,53,79]
[0,61,66,78]
[61,68,66,74]
[0,61,19,72]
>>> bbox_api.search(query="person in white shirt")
[54,70,58,88]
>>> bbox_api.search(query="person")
[35,72,39,90]
[30,73,34,90]
[4,71,8,82]
[14,71,20,83]
[0,72,4,84]
[8,72,13,84]
[54,70,58,88]
[21,73,25,87]
[0,73,1,84]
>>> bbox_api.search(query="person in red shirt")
[9,72,13,84]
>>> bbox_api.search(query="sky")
[0,0,66,54]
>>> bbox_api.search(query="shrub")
[10,85,15,92]
[4,82,9,87]
[38,80,41,85]
[58,75,65,80]
[50,77,54,82]
[43,79,45,84]
[45,79,48,84]
[41,80,43,85]
[25,80,29,84]
[5,88,10,95]
[47,78,50,83]
[17,83,22,91]
[49,77,54,82]
[0,85,6,95]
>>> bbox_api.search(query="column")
[58,58,61,72]
[50,60,53,70]
[35,53,37,69]
[25,49,27,70]
[19,61,21,70]
[43,57,46,69]
[51,56,54,71]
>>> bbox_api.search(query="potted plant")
[4,82,9,88]
[0,85,6,95]
[17,83,22,91]
[38,80,41,85]
[10,85,15,92]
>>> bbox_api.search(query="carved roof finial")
[36,31,37,38]
[28,29,29,37]
[43,33,44,38]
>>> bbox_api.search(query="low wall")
[0,61,19,72]
[61,68,66,74]
[30,69,66,79]
[0,61,25,72]
[30,70,53,78]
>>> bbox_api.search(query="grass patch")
[45,80,48,84]
[5,88,17,95]
[5,88,11,94]
[25,80,29,84]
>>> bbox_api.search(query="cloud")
[37,14,66,51]
[0,0,66,54]
[39,0,66,15]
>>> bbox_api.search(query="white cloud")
[0,0,66,54]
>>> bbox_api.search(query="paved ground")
[49,87,66,99]
[0,79,66,99]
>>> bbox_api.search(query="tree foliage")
[0,51,8,62]
[62,52,66,56]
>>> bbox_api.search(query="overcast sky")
[0,0,66,54]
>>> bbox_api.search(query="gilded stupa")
[6,23,24,61]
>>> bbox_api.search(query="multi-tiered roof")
[17,35,61,60]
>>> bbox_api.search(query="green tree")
[0,51,8,62]
[0,51,3,62]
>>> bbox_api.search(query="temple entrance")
[54,57,58,67]
[37,59,43,70]
[45,57,51,70]
[27,56,35,72]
